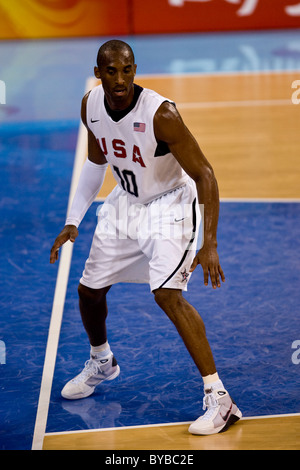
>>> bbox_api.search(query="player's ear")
[94,66,101,80]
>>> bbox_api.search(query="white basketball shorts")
[80,179,202,292]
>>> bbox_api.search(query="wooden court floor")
[43,415,300,450]
[43,72,300,450]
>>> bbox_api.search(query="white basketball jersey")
[86,85,189,204]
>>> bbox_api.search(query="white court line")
[95,197,300,203]
[44,412,300,437]
[138,70,296,110]
[31,78,94,451]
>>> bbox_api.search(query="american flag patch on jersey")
[133,122,146,132]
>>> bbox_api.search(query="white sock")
[90,342,111,359]
[202,373,225,392]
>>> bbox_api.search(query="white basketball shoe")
[61,353,120,400]
[188,387,242,435]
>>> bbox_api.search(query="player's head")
[94,40,137,110]
[96,40,135,69]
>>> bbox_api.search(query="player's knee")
[78,283,106,305]
[153,288,183,313]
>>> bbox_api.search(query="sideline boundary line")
[31,78,94,451]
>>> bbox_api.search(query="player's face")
[95,50,137,110]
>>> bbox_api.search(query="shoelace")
[71,359,101,384]
[201,392,219,420]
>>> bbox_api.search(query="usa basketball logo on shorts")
[181,268,189,282]
[133,122,146,132]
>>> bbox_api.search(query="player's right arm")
[81,92,107,165]
[50,93,107,264]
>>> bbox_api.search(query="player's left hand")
[190,245,225,289]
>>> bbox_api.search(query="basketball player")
[50,40,242,435]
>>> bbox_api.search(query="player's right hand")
[50,225,78,264]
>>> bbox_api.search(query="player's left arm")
[154,101,225,289]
